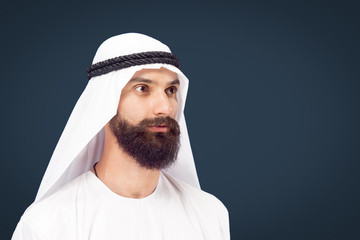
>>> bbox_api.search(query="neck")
[92,124,160,199]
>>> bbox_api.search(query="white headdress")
[35,33,200,202]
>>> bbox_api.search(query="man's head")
[35,33,200,202]
[109,67,181,169]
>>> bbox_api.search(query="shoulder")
[161,171,230,238]
[16,172,91,238]
[26,171,89,214]
[161,171,228,216]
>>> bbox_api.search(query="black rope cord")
[87,51,180,80]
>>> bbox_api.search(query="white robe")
[12,171,230,239]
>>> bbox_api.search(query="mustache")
[136,117,180,132]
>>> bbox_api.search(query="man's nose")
[152,91,173,116]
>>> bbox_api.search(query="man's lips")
[147,123,168,132]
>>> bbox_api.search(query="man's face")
[109,67,181,169]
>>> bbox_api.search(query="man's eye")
[135,85,148,92]
[166,86,177,95]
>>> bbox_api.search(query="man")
[12,33,230,239]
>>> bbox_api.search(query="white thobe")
[12,171,230,239]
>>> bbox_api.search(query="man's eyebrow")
[129,77,154,84]
[129,77,180,85]
[170,79,180,85]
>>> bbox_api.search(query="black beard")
[109,115,181,170]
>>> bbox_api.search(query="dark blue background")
[1,0,359,239]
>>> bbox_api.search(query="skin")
[91,67,180,199]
